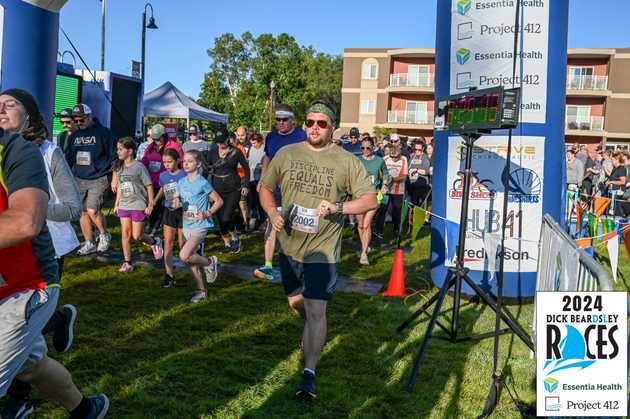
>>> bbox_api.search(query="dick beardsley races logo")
[536,292,627,417]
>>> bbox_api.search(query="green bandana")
[306,103,336,123]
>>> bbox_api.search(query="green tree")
[198,32,342,131]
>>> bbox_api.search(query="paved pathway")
[81,251,384,296]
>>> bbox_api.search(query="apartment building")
[340,47,630,150]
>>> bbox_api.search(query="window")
[408,65,431,87]
[362,62,378,80]
[566,105,591,130]
[361,99,376,115]
[568,66,594,90]
[606,143,630,151]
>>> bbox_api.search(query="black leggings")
[246,181,265,222]
[148,196,164,232]
[216,189,241,235]
[375,194,404,238]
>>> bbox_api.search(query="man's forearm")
[0,209,44,248]
[259,185,279,218]
[340,193,377,215]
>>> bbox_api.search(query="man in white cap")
[254,104,307,281]
[65,104,116,255]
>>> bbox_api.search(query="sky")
[58,0,630,99]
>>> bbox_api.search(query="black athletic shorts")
[162,207,183,229]
[278,253,337,301]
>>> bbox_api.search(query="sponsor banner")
[450,0,549,123]
[446,135,544,272]
[536,292,628,417]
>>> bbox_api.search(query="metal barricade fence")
[533,213,625,418]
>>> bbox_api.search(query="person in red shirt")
[0,89,109,417]
[141,123,184,234]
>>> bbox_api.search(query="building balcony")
[382,110,435,130]
[565,115,605,136]
[566,75,610,96]
[388,73,434,92]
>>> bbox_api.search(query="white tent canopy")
[143,81,228,124]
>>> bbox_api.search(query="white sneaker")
[77,241,97,256]
[190,290,207,303]
[151,237,164,260]
[359,252,369,265]
[204,256,219,283]
[97,232,111,252]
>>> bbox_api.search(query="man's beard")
[307,134,330,148]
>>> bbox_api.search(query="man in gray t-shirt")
[182,125,211,154]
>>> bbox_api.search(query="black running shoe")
[295,370,317,400]
[161,274,176,288]
[230,237,241,254]
[1,399,33,419]
[53,304,77,353]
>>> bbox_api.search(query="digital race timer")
[434,86,520,132]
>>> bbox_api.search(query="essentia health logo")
[456,48,471,65]
[457,0,473,16]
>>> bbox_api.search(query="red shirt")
[0,134,58,300]
[141,139,184,188]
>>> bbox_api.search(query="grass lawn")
[28,216,630,418]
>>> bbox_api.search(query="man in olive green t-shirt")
[260,101,376,400]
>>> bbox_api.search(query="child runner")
[173,150,223,303]
[113,137,163,272]
[156,148,186,288]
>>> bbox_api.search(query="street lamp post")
[100,0,106,71]
[268,80,276,131]
[141,2,158,86]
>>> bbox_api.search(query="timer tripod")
[398,131,534,393]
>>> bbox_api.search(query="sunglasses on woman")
[305,119,328,129]
[361,146,372,150]
[275,117,289,122]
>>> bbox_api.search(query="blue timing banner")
[0,0,68,129]
[431,0,569,298]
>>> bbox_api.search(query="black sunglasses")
[275,117,289,122]
[73,118,86,123]
[361,146,372,150]
[305,119,328,129]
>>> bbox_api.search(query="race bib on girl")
[149,161,162,173]
[120,181,135,197]
[164,182,178,201]
[76,151,91,166]
[291,205,319,234]
[184,205,199,220]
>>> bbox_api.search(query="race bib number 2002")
[291,205,319,234]
[536,291,627,417]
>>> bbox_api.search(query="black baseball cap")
[72,104,92,117]
[213,127,229,143]
[57,108,74,119]
[188,124,199,134]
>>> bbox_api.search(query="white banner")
[536,292,628,417]
[446,135,544,272]
[450,0,549,123]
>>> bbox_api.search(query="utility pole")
[100,0,106,71]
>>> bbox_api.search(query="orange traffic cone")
[382,248,407,297]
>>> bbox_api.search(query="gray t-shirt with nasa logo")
[117,161,152,211]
